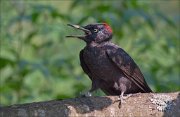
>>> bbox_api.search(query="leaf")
[0,57,14,69]
[31,11,40,23]
[156,11,176,27]
[25,31,37,43]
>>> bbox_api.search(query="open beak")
[66,24,91,39]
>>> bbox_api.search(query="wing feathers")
[106,48,152,92]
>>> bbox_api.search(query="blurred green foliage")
[0,0,179,106]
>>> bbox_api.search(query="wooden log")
[0,92,179,117]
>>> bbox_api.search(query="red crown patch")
[103,23,113,33]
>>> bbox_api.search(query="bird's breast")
[83,46,121,80]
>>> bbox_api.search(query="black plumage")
[66,23,152,103]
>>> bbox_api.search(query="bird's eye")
[94,29,98,33]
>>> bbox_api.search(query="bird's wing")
[79,49,93,80]
[106,47,152,92]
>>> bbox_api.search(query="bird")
[66,23,152,107]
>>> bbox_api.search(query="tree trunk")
[0,92,180,117]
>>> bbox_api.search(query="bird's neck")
[86,41,110,47]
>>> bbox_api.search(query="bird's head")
[66,23,113,43]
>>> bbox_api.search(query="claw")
[80,91,92,97]
[114,92,132,108]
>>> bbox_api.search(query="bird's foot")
[79,91,92,97]
[114,94,132,108]
[120,94,132,100]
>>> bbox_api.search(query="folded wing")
[106,47,152,93]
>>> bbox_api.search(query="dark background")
[0,0,179,106]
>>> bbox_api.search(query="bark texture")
[0,92,180,117]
